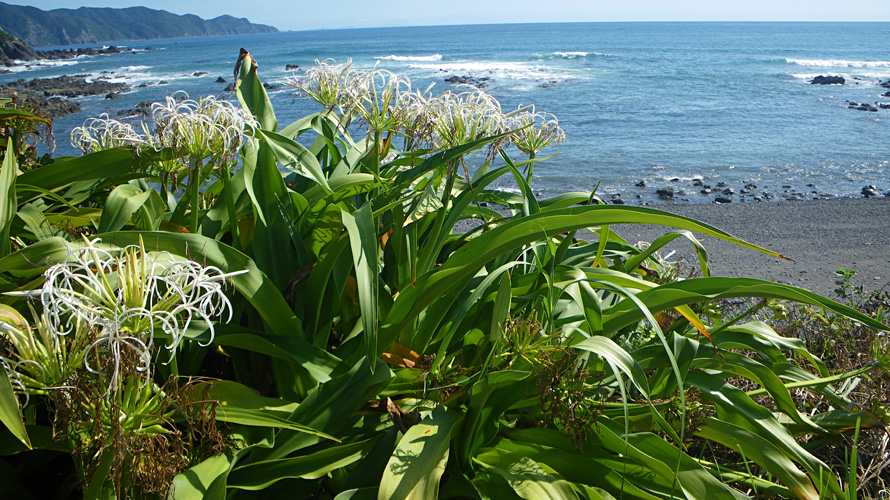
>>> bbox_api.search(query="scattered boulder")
[192,71,208,77]
[144,46,155,51]
[692,179,703,187]
[262,82,281,90]
[848,101,879,112]
[105,92,120,99]
[880,80,890,89]
[224,83,236,92]
[216,76,226,83]
[714,196,732,204]
[1,74,130,98]
[444,75,489,88]
[722,187,735,195]
[158,80,168,85]
[634,180,646,187]
[810,75,845,85]
[285,64,299,70]
[862,185,878,197]
[117,101,152,117]
[0,87,81,118]
[655,187,674,200]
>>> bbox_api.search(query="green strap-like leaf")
[170,454,231,500]
[98,183,152,233]
[696,418,818,500]
[0,142,19,257]
[379,405,462,500]
[473,448,580,500]
[0,367,29,449]
[341,204,380,371]
[257,129,330,191]
[229,438,377,490]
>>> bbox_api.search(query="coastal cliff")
[0,2,277,46]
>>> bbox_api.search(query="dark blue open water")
[4,22,889,203]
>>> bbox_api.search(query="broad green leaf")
[686,370,843,498]
[170,454,231,500]
[383,205,788,347]
[404,183,443,227]
[97,183,152,233]
[696,418,818,500]
[0,142,19,257]
[17,148,144,204]
[601,277,888,334]
[590,418,747,500]
[474,449,579,500]
[235,49,277,131]
[0,368,29,449]
[379,405,462,500]
[228,438,377,490]
[187,380,334,439]
[257,129,330,191]
[341,204,379,371]
[17,203,58,240]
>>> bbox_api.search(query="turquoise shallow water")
[4,22,889,203]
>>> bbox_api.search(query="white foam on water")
[409,60,577,82]
[376,54,443,62]
[786,58,890,69]
[789,72,890,84]
[553,51,590,59]
[6,58,80,72]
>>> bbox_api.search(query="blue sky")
[11,0,890,30]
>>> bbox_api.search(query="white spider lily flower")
[6,237,244,399]
[70,114,147,154]
[288,59,368,116]
[354,68,413,136]
[427,89,510,155]
[508,105,566,156]
[150,91,258,162]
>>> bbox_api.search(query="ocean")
[3,22,889,204]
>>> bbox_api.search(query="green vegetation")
[0,51,887,499]
[0,2,276,46]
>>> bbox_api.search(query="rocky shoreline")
[602,176,890,206]
[0,74,131,118]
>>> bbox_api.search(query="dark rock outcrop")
[117,101,152,117]
[810,75,845,85]
[285,64,299,70]
[444,75,489,88]
[2,74,130,98]
[216,76,226,83]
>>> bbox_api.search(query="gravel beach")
[611,197,890,298]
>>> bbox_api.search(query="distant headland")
[0,2,277,46]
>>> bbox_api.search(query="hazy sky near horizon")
[10,0,890,30]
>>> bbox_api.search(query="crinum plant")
[149,92,258,234]
[0,236,244,497]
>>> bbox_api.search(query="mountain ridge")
[0,2,278,46]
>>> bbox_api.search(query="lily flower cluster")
[69,92,258,165]
[288,60,565,158]
[0,237,244,399]
[70,114,147,154]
